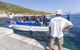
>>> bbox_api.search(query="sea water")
[1,15,80,50]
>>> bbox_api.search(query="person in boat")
[23,16,26,22]
[43,15,47,26]
[66,13,70,21]
[26,16,29,21]
[29,16,36,25]
[36,17,40,22]
[32,16,36,21]
[8,13,13,21]
[22,16,29,22]
[49,10,73,50]
[21,17,24,22]
[8,13,14,24]
[38,16,43,26]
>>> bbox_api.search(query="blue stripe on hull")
[16,22,41,26]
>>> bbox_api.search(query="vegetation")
[0,1,51,15]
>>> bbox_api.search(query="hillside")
[0,1,50,15]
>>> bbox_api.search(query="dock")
[0,27,70,50]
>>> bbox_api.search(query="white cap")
[55,10,62,14]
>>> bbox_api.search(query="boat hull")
[10,25,49,31]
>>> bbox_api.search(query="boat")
[8,15,50,32]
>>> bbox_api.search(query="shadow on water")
[13,29,50,50]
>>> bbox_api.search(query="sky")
[0,0,80,14]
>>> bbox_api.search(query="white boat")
[10,24,49,31]
[8,15,50,32]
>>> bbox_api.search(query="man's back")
[49,17,73,38]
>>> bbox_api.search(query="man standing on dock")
[49,10,73,50]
